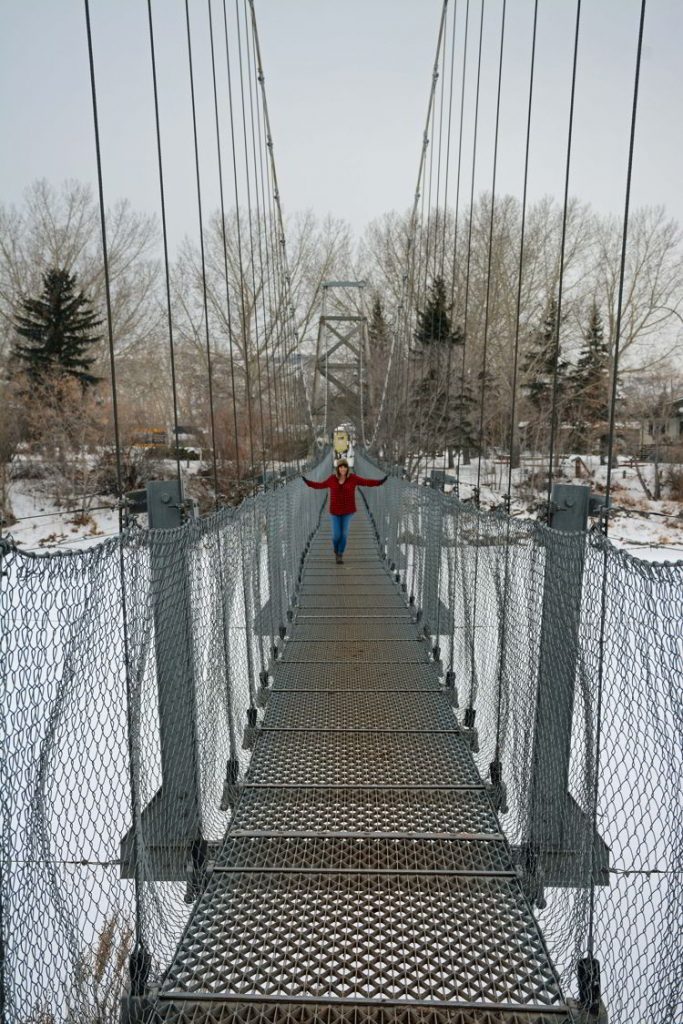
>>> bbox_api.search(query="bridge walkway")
[156,510,571,1024]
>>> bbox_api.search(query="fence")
[356,450,683,1024]
[2,446,682,1023]
[0,455,330,1022]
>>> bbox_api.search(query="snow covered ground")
[427,452,683,564]
[4,452,683,563]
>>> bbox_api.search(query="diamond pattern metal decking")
[156,511,569,1023]
[271,663,442,691]
[231,786,499,836]
[263,692,460,731]
[247,732,480,787]
[162,873,565,1006]
[215,836,514,874]
[282,640,429,664]
[298,583,400,592]
[292,622,419,641]
[296,595,408,608]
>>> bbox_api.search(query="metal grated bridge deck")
[157,514,571,1024]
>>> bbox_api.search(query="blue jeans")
[331,513,353,554]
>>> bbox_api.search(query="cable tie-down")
[220,757,241,812]
[443,670,459,707]
[567,957,607,1023]
[242,707,259,750]
[128,943,151,998]
[519,843,546,909]
[184,836,208,904]
[462,707,479,753]
[487,759,508,814]
[257,669,271,708]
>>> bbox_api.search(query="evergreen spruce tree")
[368,295,391,354]
[569,303,611,448]
[13,268,102,387]
[411,276,472,456]
[521,297,568,411]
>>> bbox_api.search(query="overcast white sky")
[1,0,682,247]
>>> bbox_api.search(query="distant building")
[640,395,683,453]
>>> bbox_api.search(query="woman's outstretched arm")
[302,475,331,489]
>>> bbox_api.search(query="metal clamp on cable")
[443,669,459,707]
[220,757,241,812]
[242,706,259,750]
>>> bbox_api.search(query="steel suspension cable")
[465,0,507,732]
[412,88,437,487]
[235,0,269,488]
[440,0,459,279]
[83,0,145,988]
[207,0,242,485]
[237,0,271,685]
[250,0,314,459]
[449,0,470,312]
[495,0,539,768]
[400,0,450,471]
[146,0,183,486]
[428,0,457,481]
[222,0,259,723]
[475,0,507,497]
[222,0,258,487]
[433,0,460,666]
[590,0,648,963]
[545,0,582,512]
[455,0,485,492]
[504,0,538,512]
[184,0,220,504]
[248,11,278,477]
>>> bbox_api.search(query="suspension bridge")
[1,2,682,1024]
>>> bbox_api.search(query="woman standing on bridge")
[302,459,387,563]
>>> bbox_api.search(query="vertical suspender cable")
[237,0,268,683]
[475,0,506,496]
[185,0,220,504]
[545,0,582,511]
[467,0,508,723]
[433,0,460,660]
[250,0,313,461]
[247,11,278,476]
[450,0,470,311]
[204,0,240,767]
[589,0,647,961]
[441,0,459,277]
[236,0,268,487]
[505,0,538,511]
[456,0,485,489]
[496,0,539,765]
[400,0,450,470]
[207,0,242,485]
[222,0,258,485]
[146,0,183,486]
[447,0,470,681]
[603,2,647,518]
[83,0,146,987]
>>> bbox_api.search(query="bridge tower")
[311,280,370,437]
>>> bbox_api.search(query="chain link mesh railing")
[2,446,681,1022]
[1,453,330,1022]
[356,450,682,1024]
